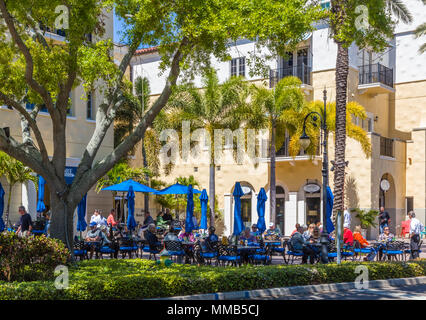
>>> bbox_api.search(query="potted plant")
[351,208,379,238]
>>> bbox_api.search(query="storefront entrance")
[276,186,285,235]
[305,197,321,226]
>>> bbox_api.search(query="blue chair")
[382,241,405,261]
[119,238,139,259]
[98,245,116,259]
[218,245,241,266]
[286,242,304,264]
[421,227,426,239]
[73,241,88,260]
[164,240,186,262]
[143,241,162,260]
[196,241,219,265]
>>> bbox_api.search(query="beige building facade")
[128,1,426,238]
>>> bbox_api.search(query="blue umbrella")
[256,187,267,234]
[36,175,46,214]
[154,183,202,195]
[233,182,244,236]
[76,194,87,233]
[102,179,156,193]
[199,189,208,230]
[0,182,5,232]
[185,185,195,233]
[127,186,137,231]
[326,186,335,234]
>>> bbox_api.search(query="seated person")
[162,209,173,224]
[205,226,219,243]
[353,225,370,248]
[291,223,301,236]
[289,227,305,253]
[107,209,118,228]
[164,226,179,241]
[378,226,395,242]
[263,222,281,240]
[303,224,315,242]
[146,224,161,249]
[343,224,354,246]
[85,222,111,258]
[178,227,195,242]
[250,224,261,238]
[156,212,168,229]
[239,227,257,244]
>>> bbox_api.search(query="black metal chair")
[217,244,241,267]
[196,240,219,265]
[382,241,405,261]
[73,241,88,260]
[286,241,304,264]
[118,238,139,259]
[164,240,186,263]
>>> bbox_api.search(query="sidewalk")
[155,276,426,300]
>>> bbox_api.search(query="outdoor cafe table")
[236,245,261,264]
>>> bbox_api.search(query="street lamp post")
[299,88,329,264]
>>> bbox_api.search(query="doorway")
[306,197,321,226]
[276,186,285,235]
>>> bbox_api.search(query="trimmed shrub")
[0,259,425,300]
[0,232,70,282]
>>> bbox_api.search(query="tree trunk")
[333,42,349,222]
[49,191,75,252]
[209,163,215,227]
[270,120,276,225]
[5,184,12,228]
[142,138,150,214]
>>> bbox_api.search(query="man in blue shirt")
[16,206,32,237]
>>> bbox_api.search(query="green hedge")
[1,259,425,300]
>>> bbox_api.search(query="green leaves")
[1,258,426,299]
[0,152,37,187]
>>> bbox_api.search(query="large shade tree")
[328,0,412,221]
[0,0,324,247]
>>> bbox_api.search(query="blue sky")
[113,11,127,44]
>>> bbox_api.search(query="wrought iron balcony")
[269,64,312,88]
[359,63,393,88]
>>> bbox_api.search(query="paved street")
[248,284,426,300]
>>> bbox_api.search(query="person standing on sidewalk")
[408,211,424,259]
[378,207,390,234]
[16,206,33,237]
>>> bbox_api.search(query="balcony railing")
[261,137,320,158]
[359,63,393,88]
[380,136,394,158]
[269,64,311,88]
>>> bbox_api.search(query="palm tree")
[162,69,248,227]
[415,0,426,53]
[240,76,305,225]
[329,0,412,219]
[286,100,372,158]
[115,77,157,214]
[0,152,37,227]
